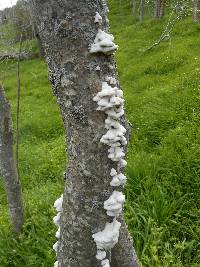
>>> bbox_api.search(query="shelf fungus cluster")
[90,29,118,55]
[53,194,63,267]
[90,12,128,267]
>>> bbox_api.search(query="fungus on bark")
[90,29,118,55]
[104,191,125,217]
[92,219,121,250]
[110,169,127,187]
[92,27,128,262]
[94,12,103,24]
[53,194,63,265]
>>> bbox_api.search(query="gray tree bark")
[30,0,140,266]
[139,0,144,22]
[193,0,200,22]
[0,84,24,233]
[159,0,165,18]
[154,0,160,18]
[133,0,137,18]
[146,0,151,17]
[154,0,165,19]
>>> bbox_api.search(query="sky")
[0,0,17,11]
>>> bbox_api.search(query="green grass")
[0,23,39,55]
[0,59,65,266]
[0,0,200,266]
[109,0,200,266]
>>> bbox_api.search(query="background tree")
[139,0,144,22]
[133,0,137,17]
[0,0,45,58]
[154,0,165,19]
[154,0,160,18]
[193,0,200,21]
[30,0,140,266]
[12,0,33,42]
[159,0,165,17]
[0,84,24,233]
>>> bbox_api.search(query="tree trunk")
[193,0,200,22]
[159,0,165,18]
[133,0,137,18]
[146,0,151,17]
[30,0,140,266]
[139,0,144,22]
[154,0,165,19]
[0,84,24,233]
[154,0,160,18]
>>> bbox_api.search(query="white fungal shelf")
[53,194,63,266]
[92,62,128,266]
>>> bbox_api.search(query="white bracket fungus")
[89,29,118,55]
[91,19,127,265]
[93,82,124,112]
[105,76,117,85]
[108,146,125,162]
[101,259,110,267]
[56,227,60,239]
[105,117,122,130]
[54,194,63,212]
[53,194,63,266]
[105,106,124,119]
[104,191,125,217]
[110,168,117,177]
[53,212,61,226]
[118,158,127,169]
[53,241,59,253]
[94,12,102,24]
[92,219,121,250]
[110,168,127,186]
[93,79,127,263]
[93,82,115,102]
[96,250,107,260]
[101,128,125,144]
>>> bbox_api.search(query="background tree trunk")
[154,0,164,19]
[133,0,137,18]
[193,0,200,22]
[154,0,160,18]
[159,0,165,18]
[139,0,144,22]
[146,0,151,16]
[30,0,140,266]
[0,84,24,233]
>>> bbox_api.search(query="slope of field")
[0,58,66,266]
[0,1,200,266]
[109,1,200,266]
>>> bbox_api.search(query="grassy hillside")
[0,0,200,266]
[0,23,38,54]
[0,59,66,266]
[109,1,200,266]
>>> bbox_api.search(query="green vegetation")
[0,23,39,55]
[0,59,65,266]
[0,0,200,266]
[109,1,200,266]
